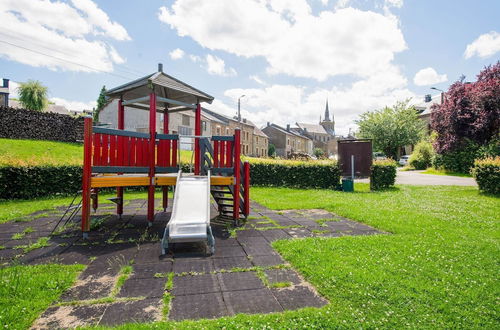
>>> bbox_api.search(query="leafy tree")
[93,85,107,122]
[431,62,500,154]
[409,140,435,170]
[356,100,425,159]
[268,143,275,157]
[18,80,48,111]
[313,148,325,158]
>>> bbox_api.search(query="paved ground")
[0,198,382,328]
[357,169,477,186]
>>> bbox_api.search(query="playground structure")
[81,65,251,247]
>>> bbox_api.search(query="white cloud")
[413,67,447,86]
[158,1,406,81]
[205,54,237,76]
[50,97,96,112]
[169,48,185,60]
[335,0,351,9]
[249,75,266,85]
[385,0,403,8]
[464,31,500,59]
[206,67,415,135]
[0,0,129,72]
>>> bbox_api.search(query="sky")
[0,0,499,135]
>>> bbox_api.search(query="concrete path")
[395,169,477,186]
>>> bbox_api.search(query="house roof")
[244,119,268,138]
[414,94,442,116]
[267,123,311,140]
[201,108,227,125]
[202,108,230,125]
[106,69,214,111]
[296,122,328,134]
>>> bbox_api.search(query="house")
[248,120,269,158]
[414,93,442,134]
[0,79,9,107]
[262,123,312,157]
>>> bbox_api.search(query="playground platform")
[0,199,382,327]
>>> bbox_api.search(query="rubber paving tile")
[265,269,302,285]
[117,277,166,298]
[223,288,283,315]
[130,261,173,279]
[99,298,162,325]
[212,256,253,271]
[172,274,220,296]
[217,271,264,291]
[169,292,228,320]
[173,258,214,274]
[250,254,285,267]
[271,286,327,310]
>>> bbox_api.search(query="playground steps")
[210,185,245,222]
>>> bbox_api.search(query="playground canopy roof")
[106,65,214,113]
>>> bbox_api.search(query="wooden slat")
[92,133,100,165]
[155,175,234,186]
[172,139,178,167]
[91,175,150,188]
[219,140,225,167]
[109,135,117,166]
[226,141,232,167]
[101,134,109,166]
[129,137,136,166]
[214,140,219,168]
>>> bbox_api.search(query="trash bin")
[342,178,354,192]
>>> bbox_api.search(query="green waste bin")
[342,178,354,192]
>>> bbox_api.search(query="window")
[182,114,190,126]
[216,126,221,134]
[226,128,230,135]
[202,121,207,132]
[287,138,290,146]
[256,136,259,144]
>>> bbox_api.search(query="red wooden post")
[226,141,233,167]
[116,99,124,217]
[233,129,241,221]
[147,93,157,223]
[194,103,201,175]
[213,140,219,168]
[172,139,178,167]
[163,108,169,211]
[82,117,93,235]
[244,161,250,217]
[219,141,225,167]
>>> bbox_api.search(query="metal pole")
[351,155,354,180]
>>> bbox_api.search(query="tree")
[313,148,324,158]
[18,80,48,111]
[431,62,500,154]
[93,85,107,122]
[268,143,276,157]
[356,100,425,159]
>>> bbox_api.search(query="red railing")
[212,138,234,168]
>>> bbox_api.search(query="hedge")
[432,139,499,173]
[0,160,342,199]
[471,157,500,194]
[0,165,82,199]
[371,159,397,190]
[0,106,84,142]
[249,159,341,189]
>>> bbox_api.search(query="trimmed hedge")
[471,157,500,194]
[249,159,340,189]
[0,107,84,142]
[371,159,397,190]
[0,165,82,199]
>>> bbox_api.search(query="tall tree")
[356,100,425,159]
[93,85,107,122]
[431,62,500,154]
[18,80,48,111]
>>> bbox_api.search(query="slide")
[161,170,215,255]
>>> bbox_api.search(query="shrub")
[249,158,340,189]
[371,159,397,190]
[471,157,500,194]
[432,139,499,173]
[409,140,435,170]
[0,165,82,199]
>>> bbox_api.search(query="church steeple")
[324,98,331,122]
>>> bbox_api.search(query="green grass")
[14,237,50,253]
[11,227,34,240]
[421,168,472,177]
[88,184,498,329]
[0,264,84,329]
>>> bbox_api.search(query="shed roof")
[106,68,214,111]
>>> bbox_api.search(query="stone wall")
[0,106,84,142]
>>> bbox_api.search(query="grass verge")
[421,167,472,177]
[0,264,84,328]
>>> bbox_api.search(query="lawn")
[421,167,472,177]
[0,264,84,329]
[84,184,497,329]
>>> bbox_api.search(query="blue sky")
[1,0,499,134]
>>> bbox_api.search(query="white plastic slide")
[161,170,215,255]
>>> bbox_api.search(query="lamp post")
[431,87,445,103]
[237,95,245,122]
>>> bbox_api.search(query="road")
[357,169,477,186]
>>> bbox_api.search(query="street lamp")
[430,87,445,103]
[237,95,246,122]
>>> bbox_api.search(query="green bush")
[371,159,397,190]
[409,140,435,170]
[0,165,82,199]
[471,157,500,194]
[433,139,499,173]
[250,159,340,189]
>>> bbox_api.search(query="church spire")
[324,98,330,122]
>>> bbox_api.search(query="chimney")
[243,118,247,123]
[304,127,307,133]
[267,122,270,127]
[158,63,163,72]
[424,94,431,102]
[2,79,8,88]
[286,124,290,132]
